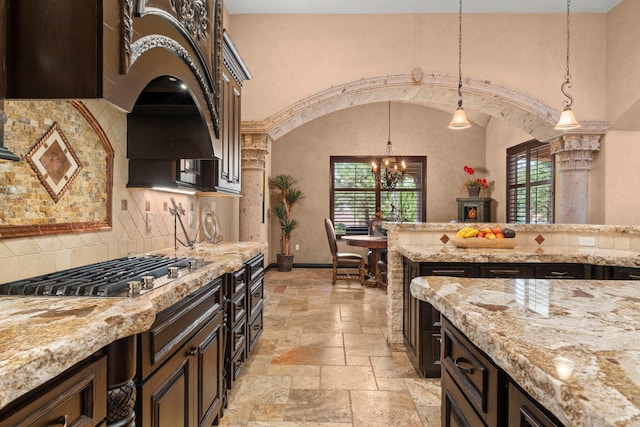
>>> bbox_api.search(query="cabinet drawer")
[508,381,563,427]
[228,292,247,328]
[248,278,263,318]
[138,278,223,379]
[248,305,263,354]
[420,263,476,277]
[479,264,530,278]
[229,268,247,300]
[534,264,587,279]
[247,253,265,283]
[0,355,106,427]
[229,316,247,356]
[441,317,503,427]
[442,368,486,427]
[611,266,640,280]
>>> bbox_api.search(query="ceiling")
[225,0,622,14]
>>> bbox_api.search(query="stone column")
[550,132,603,224]
[240,133,269,242]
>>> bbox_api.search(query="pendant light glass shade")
[554,107,581,131]
[448,107,471,130]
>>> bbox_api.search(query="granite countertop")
[398,243,640,267]
[0,242,265,411]
[410,276,640,426]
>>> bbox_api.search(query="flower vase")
[467,186,481,197]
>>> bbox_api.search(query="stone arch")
[246,72,573,143]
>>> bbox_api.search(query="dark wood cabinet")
[441,317,505,427]
[225,267,248,391]
[246,253,265,355]
[137,278,224,427]
[609,266,640,280]
[403,260,591,378]
[0,354,107,427]
[508,381,562,427]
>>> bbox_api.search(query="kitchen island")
[0,242,265,415]
[410,274,640,426]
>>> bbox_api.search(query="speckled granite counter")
[398,243,640,267]
[0,242,265,411]
[410,276,640,426]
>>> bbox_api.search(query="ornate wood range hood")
[0,0,223,161]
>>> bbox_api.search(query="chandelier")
[371,102,406,190]
[554,0,581,130]
[448,0,471,130]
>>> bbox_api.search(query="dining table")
[340,235,388,288]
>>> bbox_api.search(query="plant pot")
[467,186,481,197]
[276,254,294,272]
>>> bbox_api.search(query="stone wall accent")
[0,101,112,237]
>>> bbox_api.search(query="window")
[506,140,554,223]
[330,156,426,234]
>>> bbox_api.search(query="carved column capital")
[550,133,603,171]
[241,133,270,170]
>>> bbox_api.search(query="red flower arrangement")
[463,165,489,189]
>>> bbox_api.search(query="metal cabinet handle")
[549,271,569,276]
[50,415,68,427]
[253,324,261,330]
[454,357,474,374]
[188,346,199,356]
[253,292,261,298]
[629,274,640,279]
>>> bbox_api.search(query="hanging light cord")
[388,101,391,142]
[560,0,574,109]
[456,0,463,108]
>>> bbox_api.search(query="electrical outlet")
[146,212,153,231]
[578,236,596,246]
[295,244,300,251]
[188,211,194,226]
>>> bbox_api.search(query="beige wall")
[229,13,607,123]
[485,118,533,223]
[607,0,640,128]
[228,3,640,267]
[269,102,485,264]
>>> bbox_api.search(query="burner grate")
[0,255,198,297]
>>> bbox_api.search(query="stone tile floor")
[219,268,442,427]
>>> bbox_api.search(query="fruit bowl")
[450,237,517,249]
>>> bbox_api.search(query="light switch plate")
[578,236,596,246]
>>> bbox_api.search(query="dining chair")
[324,218,366,285]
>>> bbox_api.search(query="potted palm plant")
[269,174,304,271]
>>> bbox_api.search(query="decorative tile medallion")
[26,122,82,203]
[535,234,545,245]
[440,234,449,244]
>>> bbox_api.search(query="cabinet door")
[138,349,196,427]
[195,312,224,427]
[218,71,241,194]
[403,259,419,369]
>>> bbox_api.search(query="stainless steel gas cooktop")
[0,255,201,297]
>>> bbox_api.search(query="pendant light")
[554,0,581,130]
[448,0,471,130]
[371,102,406,190]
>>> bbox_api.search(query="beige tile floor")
[219,268,442,427]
